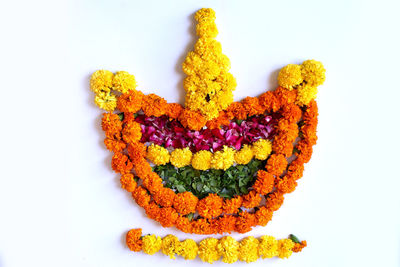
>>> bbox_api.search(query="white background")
[0,0,399,266]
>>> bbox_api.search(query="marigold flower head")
[258,235,278,258]
[90,70,113,94]
[242,191,262,208]
[253,170,274,195]
[165,103,183,119]
[258,91,281,112]
[238,236,259,263]
[132,186,151,207]
[101,113,122,134]
[141,94,167,117]
[217,236,239,263]
[173,191,198,215]
[126,228,142,252]
[194,8,216,22]
[292,240,307,253]
[146,144,170,165]
[104,137,126,153]
[275,86,297,105]
[194,38,222,61]
[111,152,133,174]
[94,91,117,111]
[196,20,218,38]
[234,144,254,165]
[120,173,137,192]
[252,139,272,160]
[175,215,193,233]
[226,102,247,120]
[170,148,192,168]
[177,239,198,260]
[277,239,294,259]
[255,206,273,226]
[152,187,175,207]
[197,193,223,219]
[266,154,287,176]
[301,59,326,87]
[278,64,303,90]
[266,191,284,212]
[122,120,142,144]
[222,196,242,214]
[235,212,256,233]
[142,234,162,255]
[276,177,297,194]
[296,84,318,106]
[161,235,180,259]
[198,238,220,263]
[112,71,136,94]
[191,150,212,170]
[210,145,235,170]
[116,89,143,113]
[242,96,264,117]
[179,109,206,131]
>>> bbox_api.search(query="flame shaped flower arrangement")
[90,8,325,263]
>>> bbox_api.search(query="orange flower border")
[102,86,318,235]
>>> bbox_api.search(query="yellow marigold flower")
[217,72,236,91]
[192,150,212,170]
[301,59,326,87]
[211,146,235,170]
[217,236,239,264]
[146,144,170,165]
[161,235,180,259]
[94,91,117,111]
[112,71,136,94]
[258,235,278,259]
[90,70,113,94]
[142,235,162,255]
[196,20,218,38]
[278,64,303,90]
[177,239,198,260]
[194,38,222,61]
[296,84,318,106]
[238,236,259,263]
[252,139,272,160]
[170,148,193,168]
[198,238,220,263]
[234,145,254,165]
[194,8,216,22]
[277,239,294,259]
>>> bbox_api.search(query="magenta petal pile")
[135,114,278,152]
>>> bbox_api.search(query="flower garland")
[126,228,307,263]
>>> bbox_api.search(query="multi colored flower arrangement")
[90,7,325,262]
[126,229,307,263]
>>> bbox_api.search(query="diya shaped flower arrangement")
[90,8,325,263]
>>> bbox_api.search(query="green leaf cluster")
[153,159,264,199]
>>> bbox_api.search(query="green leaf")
[289,234,301,244]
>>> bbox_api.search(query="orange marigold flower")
[102,113,122,134]
[272,134,294,157]
[292,240,307,253]
[111,152,133,174]
[175,215,193,234]
[266,154,287,176]
[127,142,147,164]
[191,218,213,235]
[206,111,230,129]
[133,159,153,178]
[120,173,137,192]
[242,96,264,117]
[126,228,142,252]
[145,202,161,220]
[122,120,142,144]
[211,215,236,234]
[226,102,247,120]
[141,172,163,194]
[153,187,176,207]
[274,86,297,105]
[157,207,179,227]
[197,193,223,219]
[255,206,273,226]
[173,192,198,215]
[275,177,297,194]
[266,191,284,212]
[222,196,242,214]
[104,136,126,153]
[287,158,304,180]
[277,119,299,140]
[253,170,274,195]
[295,140,313,163]
[165,103,184,119]
[303,100,318,123]
[132,186,151,207]
[242,191,261,208]
[301,124,318,145]
[179,109,206,131]
[282,104,302,123]
[141,94,168,117]
[117,90,143,113]
[235,212,256,233]
[258,91,280,112]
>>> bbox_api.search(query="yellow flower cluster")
[147,141,272,170]
[90,70,137,111]
[277,60,326,106]
[182,8,236,120]
[135,231,299,263]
